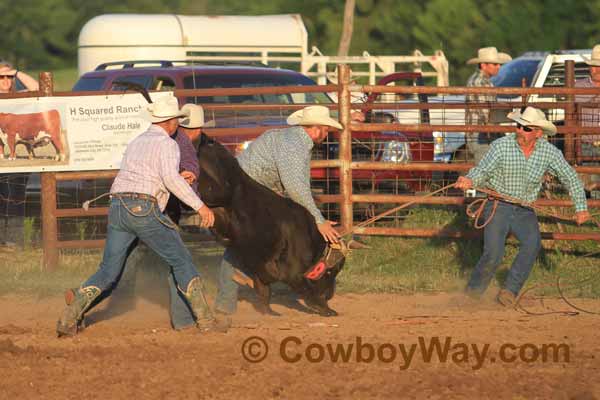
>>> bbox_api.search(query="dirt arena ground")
[1,291,599,400]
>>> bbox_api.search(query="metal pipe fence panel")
[1,66,600,270]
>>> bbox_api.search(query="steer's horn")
[113,81,153,104]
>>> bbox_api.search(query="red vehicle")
[309,72,434,194]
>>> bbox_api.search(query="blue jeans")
[169,247,239,329]
[84,197,200,294]
[466,201,541,296]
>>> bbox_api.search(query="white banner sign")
[0,92,172,173]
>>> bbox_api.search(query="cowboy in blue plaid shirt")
[456,106,590,307]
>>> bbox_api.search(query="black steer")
[196,133,344,316]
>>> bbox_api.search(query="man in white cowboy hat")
[455,106,590,307]
[169,105,343,327]
[575,44,600,192]
[164,103,207,223]
[465,46,512,163]
[56,95,224,336]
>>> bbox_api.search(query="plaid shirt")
[467,135,588,212]
[237,126,325,224]
[466,69,495,126]
[111,124,204,212]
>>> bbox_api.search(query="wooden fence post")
[337,64,353,233]
[41,172,58,270]
[39,72,59,270]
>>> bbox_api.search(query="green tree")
[413,0,486,84]
[0,0,78,68]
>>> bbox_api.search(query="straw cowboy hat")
[467,47,512,65]
[507,106,557,136]
[286,105,343,130]
[144,95,186,123]
[582,44,600,66]
[179,104,215,128]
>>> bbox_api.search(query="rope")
[338,183,458,237]
[464,187,600,229]
[514,249,600,316]
[466,197,498,229]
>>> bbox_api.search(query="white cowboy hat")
[143,95,186,123]
[178,103,215,128]
[582,44,600,66]
[286,105,343,130]
[507,106,557,136]
[467,47,512,65]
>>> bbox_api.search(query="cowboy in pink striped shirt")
[56,96,225,337]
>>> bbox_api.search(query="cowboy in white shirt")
[56,96,223,337]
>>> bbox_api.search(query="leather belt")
[489,196,532,210]
[111,192,157,202]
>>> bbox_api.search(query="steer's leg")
[252,277,280,316]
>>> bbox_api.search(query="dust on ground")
[0,290,599,400]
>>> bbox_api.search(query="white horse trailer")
[78,13,448,86]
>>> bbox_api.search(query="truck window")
[543,62,589,87]
[72,77,107,91]
[110,75,153,90]
[153,76,176,91]
[183,73,332,104]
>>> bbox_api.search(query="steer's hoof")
[255,303,281,316]
[319,308,338,317]
[56,320,82,338]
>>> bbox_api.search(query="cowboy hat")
[286,105,343,130]
[467,47,511,65]
[144,95,186,123]
[582,44,600,66]
[179,103,215,128]
[507,106,557,136]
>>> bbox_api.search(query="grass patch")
[1,207,599,299]
[0,242,226,299]
[0,247,101,297]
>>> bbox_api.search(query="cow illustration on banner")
[0,110,66,161]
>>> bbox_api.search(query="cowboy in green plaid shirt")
[456,106,590,307]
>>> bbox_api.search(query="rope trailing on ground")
[515,250,600,316]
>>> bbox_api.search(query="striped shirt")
[466,69,495,127]
[237,126,325,224]
[467,135,588,212]
[111,124,204,212]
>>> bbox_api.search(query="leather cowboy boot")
[56,286,101,337]
[182,277,228,333]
